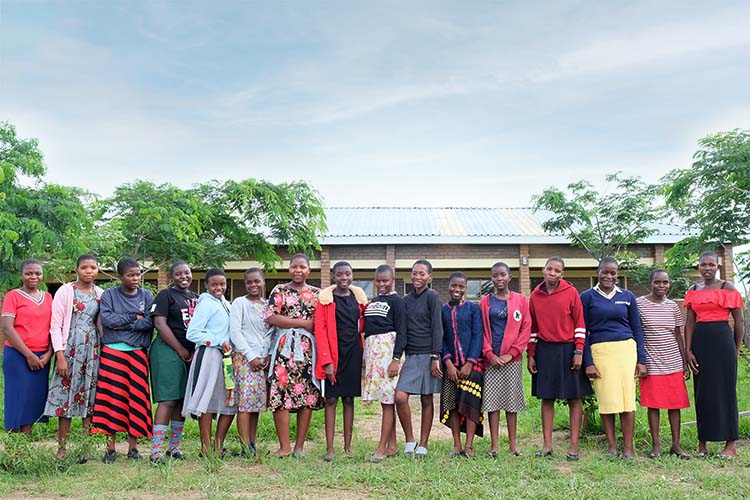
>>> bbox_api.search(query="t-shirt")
[363,293,406,338]
[1,289,53,351]
[489,295,508,354]
[152,287,199,350]
[333,293,359,336]
[636,296,684,375]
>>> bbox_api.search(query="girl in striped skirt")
[92,258,155,463]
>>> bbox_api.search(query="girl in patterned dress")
[45,254,104,460]
[229,268,273,458]
[267,253,322,457]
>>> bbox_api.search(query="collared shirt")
[593,283,622,300]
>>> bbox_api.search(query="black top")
[333,293,360,336]
[152,287,199,350]
[363,293,406,339]
[394,288,443,358]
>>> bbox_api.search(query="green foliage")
[532,172,662,262]
[0,122,92,290]
[625,244,696,299]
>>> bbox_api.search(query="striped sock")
[151,425,168,457]
[168,420,185,452]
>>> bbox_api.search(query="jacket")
[480,291,531,363]
[50,282,104,352]
[314,285,367,380]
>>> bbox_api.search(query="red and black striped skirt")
[92,345,153,438]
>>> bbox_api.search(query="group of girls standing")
[0,250,745,462]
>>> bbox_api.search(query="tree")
[0,122,92,291]
[532,172,663,263]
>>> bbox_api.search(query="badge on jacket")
[513,310,522,322]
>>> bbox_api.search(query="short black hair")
[332,261,352,272]
[20,258,43,272]
[412,259,432,274]
[76,254,98,268]
[290,253,310,266]
[545,256,565,269]
[598,257,618,271]
[449,271,466,282]
[491,261,510,273]
[244,267,263,279]
[649,268,669,282]
[169,260,190,276]
[699,250,719,263]
[205,268,226,281]
[375,264,394,277]
[117,257,140,275]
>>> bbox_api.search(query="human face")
[76,259,99,285]
[543,260,564,288]
[333,266,353,291]
[171,264,192,290]
[597,262,618,291]
[21,263,43,291]
[698,255,718,282]
[244,272,264,299]
[206,275,227,299]
[374,272,394,295]
[411,264,431,292]
[120,267,141,292]
[449,277,466,302]
[491,266,511,293]
[289,257,310,285]
[650,271,670,299]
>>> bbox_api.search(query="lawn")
[1,354,750,500]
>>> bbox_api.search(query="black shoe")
[127,448,142,460]
[565,452,579,462]
[103,449,117,464]
[166,448,185,460]
[535,450,553,458]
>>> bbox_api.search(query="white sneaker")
[415,446,428,457]
[404,442,417,456]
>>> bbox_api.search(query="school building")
[148,207,727,302]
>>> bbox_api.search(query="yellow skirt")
[590,339,636,414]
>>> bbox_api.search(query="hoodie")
[528,279,586,358]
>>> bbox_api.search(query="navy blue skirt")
[3,345,50,430]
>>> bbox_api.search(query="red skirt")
[639,372,689,410]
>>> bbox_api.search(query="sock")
[151,425,168,457]
[168,420,185,452]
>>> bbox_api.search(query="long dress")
[45,285,100,418]
[267,284,323,412]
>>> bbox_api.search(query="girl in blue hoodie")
[182,268,236,457]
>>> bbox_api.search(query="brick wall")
[396,244,518,261]
[329,245,386,261]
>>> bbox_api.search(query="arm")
[685,307,698,374]
[527,297,538,358]
[505,296,531,359]
[1,316,43,370]
[99,290,135,330]
[131,291,154,332]
[731,307,744,353]
[627,293,647,377]
[268,314,313,331]
[440,307,451,363]
[391,299,408,359]
[580,293,594,368]
[466,304,483,366]
[186,300,212,345]
[314,302,334,370]
[429,292,444,356]
[49,284,69,353]
[153,291,191,360]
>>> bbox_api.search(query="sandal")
[669,449,690,460]
[487,451,497,459]
[648,451,661,459]
[715,453,735,461]
[535,450,553,458]
[463,447,475,458]
[565,452,579,462]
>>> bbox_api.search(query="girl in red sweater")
[527,257,592,461]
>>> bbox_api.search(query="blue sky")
[2,1,749,207]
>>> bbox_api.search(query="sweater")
[99,286,154,349]
[314,285,367,380]
[186,292,231,349]
[229,296,273,359]
[580,286,646,367]
[394,288,443,358]
[50,282,104,352]
[480,291,531,363]
[441,300,483,367]
[528,280,586,357]
[363,293,406,338]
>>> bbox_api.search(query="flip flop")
[669,449,690,460]
[565,452,579,462]
[715,454,735,461]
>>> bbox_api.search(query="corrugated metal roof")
[320,207,694,245]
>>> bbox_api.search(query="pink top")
[50,282,104,352]
[2,289,53,351]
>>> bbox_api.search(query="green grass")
[1,355,750,499]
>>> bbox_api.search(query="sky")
[1,1,749,208]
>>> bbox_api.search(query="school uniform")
[362,293,406,404]
[229,296,273,412]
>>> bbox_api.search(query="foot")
[384,447,398,458]
[292,450,305,459]
[487,450,497,459]
[648,449,661,459]
[343,448,353,457]
[370,453,385,463]
[240,443,257,458]
[149,453,164,464]
[715,453,735,461]
[166,448,186,460]
[669,447,690,460]
[415,446,428,458]
[323,452,335,462]
[511,449,522,456]
[103,449,117,464]
[535,450,553,458]
[274,448,292,458]
[404,441,417,457]
[55,447,66,460]
[565,452,579,462]
[126,448,142,460]
[463,446,475,458]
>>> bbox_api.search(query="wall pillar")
[386,244,396,269]
[320,246,331,288]
[721,244,735,281]
[157,268,169,290]
[654,244,665,264]
[519,244,531,296]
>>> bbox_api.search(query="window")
[352,280,374,298]
[465,279,486,300]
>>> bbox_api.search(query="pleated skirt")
[183,346,237,418]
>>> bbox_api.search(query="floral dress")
[44,285,100,418]
[267,284,322,412]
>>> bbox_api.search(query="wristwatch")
[573,349,583,355]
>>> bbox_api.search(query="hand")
[458,362,473,380]
[497,354,513,366]
[324,363,336,384]
[489,356,501,368]
[571,353,583,371]
[136,314,144,320]
[221,341,232,354]
[635,363,647,378]
[445,362,458,383]
[262,355,271,370]
[25,354,44,371]
[431,359,443,378]
[233,352,247,371]
[527,356,537,374]
[387,359,401,378]
[683,365,691,381]
[249,356,262,372]
[55,354,69,378]
[177,347,192,363]
[687,352,699,375]
[585,365,601,379]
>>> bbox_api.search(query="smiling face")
[119,266,142,292]
[698,254,719,282]
[171,264,192,290]
[333,265,353,291]
[288,257,310,285]
[21,263,43,291]
[244,271,264,299]
[597,262,618,291]
[543,260,564,288]
[206,275,227,299]
[76,259,99,285]
[449,276,467,302]
[411,263,431,292]
[491,266,511,293]
[374,271,394,295]
[650,271,670,299]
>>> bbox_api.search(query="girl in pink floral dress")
[267,254,321,457]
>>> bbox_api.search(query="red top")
[479,291,531,363]
[1,289,53,351]
[684,287,743,323]
[528,280,586,357]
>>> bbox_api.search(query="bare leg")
[294,408,313,454]
[541,400,554,452]
[698,439,708,455]
[153,400,177,426]
[215,413,235,452]
[107,434,116,451]
[506,412,519,453]
[667,409,686,455]
[568,399,583,455]
[237,412,251,446]
[647,408,661,456]
[198,413,214,455]
[386,409,397,455]
[374,403,397,458]
[272,410,292,456]
[448,412,462,453]
[248,412,259,445]
[395,391,414,443]
[127,434,138,452]
[18,424,33,435]
[324,397,338,459]
[601,413,617,454]
[465,418,477,454]
[419,394,434,448]
[488,411,499,453]
[57,417,71,458]
[620,411,635,457]
[342,397,354,455]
